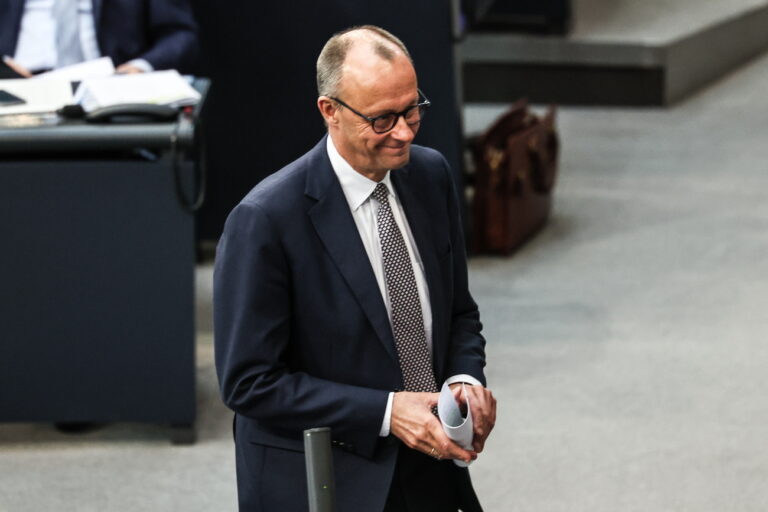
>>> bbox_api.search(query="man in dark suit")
[0,0,198,75]
[214,26,496,511]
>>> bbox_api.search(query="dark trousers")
[383,445,483,512]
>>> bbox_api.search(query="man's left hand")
[449,383,497,453]
[115,63,145,74]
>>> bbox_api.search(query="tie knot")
[371,183,389,205]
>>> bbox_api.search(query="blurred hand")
[390,391,477,463]
[3,57,32,78]
[115,63,145,74]
[449,382,497,453]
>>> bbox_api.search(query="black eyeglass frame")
[329,89,431,134]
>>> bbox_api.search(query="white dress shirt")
[12,0,152,72]
[326,136,482,437]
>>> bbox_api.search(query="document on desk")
[74,70,201,112]
[437,381,474,467]
[0,78,73,115]
[34,57,115,82]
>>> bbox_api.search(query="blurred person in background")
[0,0,198,77]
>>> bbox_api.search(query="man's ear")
[317,97,338,127]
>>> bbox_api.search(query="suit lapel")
[2,0,25,55]
[391,166,447,382]
[305,138,399,365]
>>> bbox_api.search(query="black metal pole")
[304,427,336,512]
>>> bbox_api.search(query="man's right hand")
[390,391,477,464]
[2,57,32,78]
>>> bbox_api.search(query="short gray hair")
[316,25,412,98]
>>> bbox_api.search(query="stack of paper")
[33,57,115,82]
[0,78,73,116]
[73,70,200,113]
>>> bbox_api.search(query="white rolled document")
[437,381,474,467]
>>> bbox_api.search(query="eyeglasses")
[329,89,431,134]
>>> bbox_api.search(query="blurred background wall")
[190,1,465,243]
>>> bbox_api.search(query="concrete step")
[461,0,768,105]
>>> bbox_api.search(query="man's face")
[328,50,420,179]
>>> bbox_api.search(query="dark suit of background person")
[0,0,199,73]
[214,29,492,512]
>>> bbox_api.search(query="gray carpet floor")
[2,49,768,512]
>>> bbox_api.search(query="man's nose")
[389,114,416,142]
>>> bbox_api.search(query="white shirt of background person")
[12,0,153,73]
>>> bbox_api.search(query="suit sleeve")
[439,155,488,386]
[214,201,389,458]
[139,0,199,72]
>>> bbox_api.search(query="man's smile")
[381,144,409,153]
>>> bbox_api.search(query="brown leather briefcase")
[470,100,559,255]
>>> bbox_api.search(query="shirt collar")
[326,135,393,211]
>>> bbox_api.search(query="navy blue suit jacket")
[0,0,198,72]
[214,137,486,511]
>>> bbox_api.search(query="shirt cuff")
[379,374,482,437]
[379,392,394,437]
[124,59,154,73]
[444,374,483,387]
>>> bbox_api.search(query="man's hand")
[115,63,145,74]
[2,57,32,78]
[449,383,497,453]
[390,391,477,463]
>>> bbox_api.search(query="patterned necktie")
[53,0,84,67]
[372,183,437,392]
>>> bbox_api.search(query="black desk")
[0,114,199,443]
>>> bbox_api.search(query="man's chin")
[383,150,411,170]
